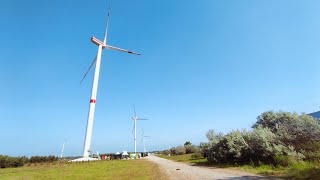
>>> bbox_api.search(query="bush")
[274,154,299,167]
[204,111,320,166]
[207,130,248,163]
[199,142,210,158]
[275,114,320,157]
[185,145,198,154]
[191,153,203,159]
[162,150,171,155]
[206,129,224,145]
[184,141,192,146]
[303,150,320,162]
[201,130,224,158]
[0,155,28,168]
[206,127,304,165]
[28,156,58,164]
[242,127,279,164]
[252,111,320,161]
[170,146,186,155]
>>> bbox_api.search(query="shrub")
[202,130,224,158]
[170,146,186,155]
[206,129,224,145]
[199,142,210,158]
[251,111,320,162]
[207,130,248,163]
[162,150,171,155]
[191,153,203,159]
[242,127,279,164]
[184,141,192,146]
[252,111,296,132]
[185,145,198,154]
[252,111,320,154]
[275,114,320,157]
[0,155,28,168]
[204,111,320,167]
[206,127,304,165]
[303,150,320,162]
[29,156,58,163]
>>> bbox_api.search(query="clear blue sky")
[1,0,320,156]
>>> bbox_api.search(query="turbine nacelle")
[91,36,105,47]
[91,36,141,55]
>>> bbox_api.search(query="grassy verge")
[0,159,167,180]
[157,153,207,164]
[157,153,320,179]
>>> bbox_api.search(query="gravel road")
[146,155,279,180]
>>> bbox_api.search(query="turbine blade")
[133,104,136,118]
[80,55,97,84]
[141,137,143,143]
[137,118,148,120]
[103,6,110,44]
[105,45,141,55]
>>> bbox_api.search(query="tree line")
[0,155,58,168]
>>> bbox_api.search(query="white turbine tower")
[141,129,150,153]
[132,105,148,154]
[60,138,69,159]
[71,7,141,162]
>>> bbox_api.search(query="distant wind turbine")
[141,129,150,153]
[70,6,141,162]
[132,105,148,154]
[60,138,69,158]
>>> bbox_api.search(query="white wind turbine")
[132,105,148,154]
[141,129,150,153]
[60,138,69,159]
[70,7,141,162]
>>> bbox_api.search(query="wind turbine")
[70,7,141,162]
[60,138,69,159]
[141,129,150,153]
[132,105,148,154]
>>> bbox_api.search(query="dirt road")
[146,155,278,180]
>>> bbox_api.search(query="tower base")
[69,157,99,162]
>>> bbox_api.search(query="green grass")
[157,153,320,179]
[233,162,320,179]
[228,164,284,176]
[0,159,167,180]
[283,161,320,179]
[157,153,207,164]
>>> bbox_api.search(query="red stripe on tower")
[90,99,96,103]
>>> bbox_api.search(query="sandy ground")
[146,155,280,180]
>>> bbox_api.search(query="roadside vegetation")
[0,159,166,180]
[157,111,320,179]
[0,155,58,168]
[157,153,206,164]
